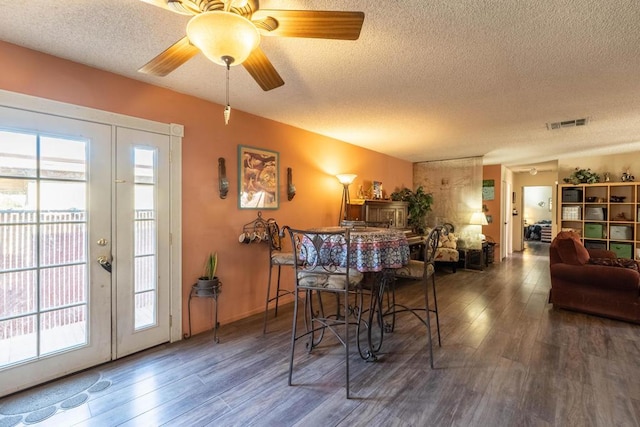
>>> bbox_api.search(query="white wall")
[523,186,553,225]
[502,166,514,258]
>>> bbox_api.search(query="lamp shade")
[336,174,357,185]
[186,11,260,66]
[469,212,489,226]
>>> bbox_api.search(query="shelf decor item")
[563,167,600,185]
[621,169,635,182]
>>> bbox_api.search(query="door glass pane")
[0,270,37,317]
[40,265,86,310]
[0,316,37,366]
[40,306,86,355]
[0,131,37,177]
[133,147,157,330]
[0,130,88,369]
[40,137,86,180]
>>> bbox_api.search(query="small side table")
[185,281,221,343]
[458,242,488,271]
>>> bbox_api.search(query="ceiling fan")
[138,0,365,91]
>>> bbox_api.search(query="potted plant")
[563,167,600,184]
[391,186,434,234]
[195,252,221,296]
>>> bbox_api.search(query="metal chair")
[391,226,443,368]
[262,220,296,334]
[286,227,364,398]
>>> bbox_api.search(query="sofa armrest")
[551,263,639,292]
[435,247,459,262]
[587,249,616,259]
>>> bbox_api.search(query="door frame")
[0,89,183,344]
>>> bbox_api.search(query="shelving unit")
[559,182,639,259]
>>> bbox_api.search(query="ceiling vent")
[546,118,589,130]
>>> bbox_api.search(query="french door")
[114,127,171,358]
[0,106,173,396]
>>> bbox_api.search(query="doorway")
[522,185,553,251]
[0,99,181,396]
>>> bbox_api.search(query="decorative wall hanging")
[238,145,279,209]
[287,167,296,201]
[218,157,229,199]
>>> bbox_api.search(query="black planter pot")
[195,277,221,297]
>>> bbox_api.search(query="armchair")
[549,231,640,324]
[407,223,460,272]
[433,223,459,272]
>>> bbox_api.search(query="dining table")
[306,226,410,361]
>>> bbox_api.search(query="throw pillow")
[441,233,457,249]
[555,235,590,265]
[588,257,639,271]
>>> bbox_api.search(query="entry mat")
[0,371,111,426]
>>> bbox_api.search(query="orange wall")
[0,41,413,335]
[482,165,501,262]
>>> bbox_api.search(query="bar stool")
[263,220,296,334]
[392,226,443,368]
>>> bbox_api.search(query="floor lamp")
[336,174,357,224]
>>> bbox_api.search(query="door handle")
[98,256,112,273]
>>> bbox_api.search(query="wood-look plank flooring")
[5,241,640,426]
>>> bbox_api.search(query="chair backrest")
[424,226,443,264]
[267,220,282,252]
[287,227,353,276]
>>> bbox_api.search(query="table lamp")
[336,174,357,224]
[470,212,488,226]
[469,211,488,241]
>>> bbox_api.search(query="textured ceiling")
[1,0,640,169]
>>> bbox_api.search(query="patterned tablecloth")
[307,227,410,272]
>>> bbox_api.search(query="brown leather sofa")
[549,231,640,324]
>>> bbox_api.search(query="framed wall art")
[372,181,383,199]
[482,179,495,200]
[238,145,279,209]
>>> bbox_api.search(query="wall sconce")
[287,167,296,201]
[218,157,229,199]
[336,173,357,224]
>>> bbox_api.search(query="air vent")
[546,118,589,130]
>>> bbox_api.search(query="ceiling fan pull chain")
[223,55,232,125]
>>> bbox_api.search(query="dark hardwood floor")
[5,244,640,426]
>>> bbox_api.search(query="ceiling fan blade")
[138,36,200,76]
[242,48,285,91]
[252,10,364,40]
[139,0,199,15]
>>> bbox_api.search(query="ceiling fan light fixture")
[228,0,249,8]
[186,11,260,66]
